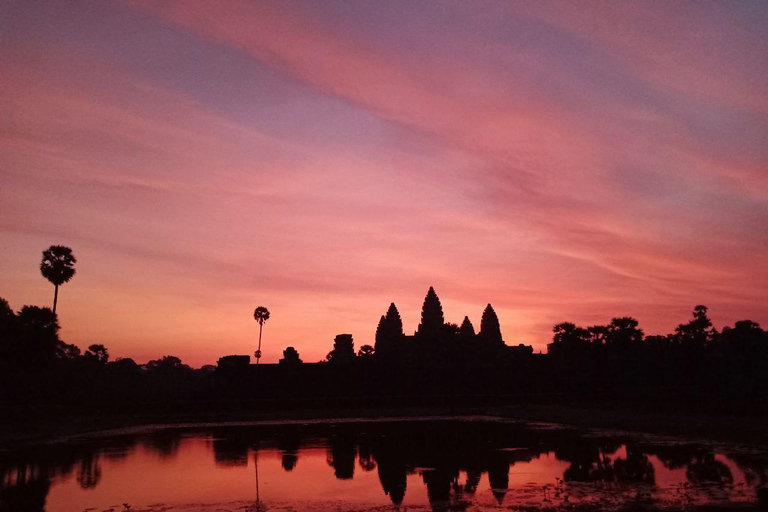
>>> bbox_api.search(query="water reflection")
[276,433,300,472]
[0,420,766,512]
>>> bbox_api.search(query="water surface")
[1,418,766,511]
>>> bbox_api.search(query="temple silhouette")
[1,286,766,408]
[215,287,535,400]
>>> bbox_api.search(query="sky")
[1,0,767,367]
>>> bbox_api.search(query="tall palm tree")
[40,245,76,315]
[253,306,270,365]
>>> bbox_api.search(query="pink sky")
[1,1,766,367]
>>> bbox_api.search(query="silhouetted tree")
[718,320,765,353]
[674,305,716,348]
[16,306,60,365]
[146,355,187,372]
[40,245,76,315]
[0,298,16,360]
[417,287,444,342]
[442,323,460,338]
[110,357,139,370]
[548,322,590,358]
[107,357,141,384]
[715,320,767,397]
[358,345,375,358]
[253,306,270,365]
[84,344,109,364]
[479,304,503,347]
[645,334,672,355]
[56,341,81,360]
[0,297,13,327]
[588,324,608,347]
[604,317,643,352]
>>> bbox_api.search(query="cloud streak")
[1,1,766,365]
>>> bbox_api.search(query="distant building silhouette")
[479,304,503,347]
[459,316,476,343]
[375,303,405,358]
[217,355,250,369]
[279,346,303,366]
[328,334,355,364]
[417,287,445,343]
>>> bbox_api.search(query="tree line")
[0,296,211,404]
[1,246,766,407]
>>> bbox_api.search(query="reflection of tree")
[686,452,733,485]
[649,445,695,470]
[0,473,50,512]
[0,438,139,511]
[730,453,768,487]
[357,437,376,472]
[76,453,102,489]
[212,434,250,467]
[5,423,768,512]
[648,445,737,487]
[613,445,654,483]
[558,440,656,484]
[559,440,614,483]
[146,431,181,460]
[101,436,137,461]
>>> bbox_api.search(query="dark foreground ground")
[2,398,767,448]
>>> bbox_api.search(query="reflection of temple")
[0,466,50,512]
[277,434,301,471]
[327,433,357,480]
[2,423,767,512]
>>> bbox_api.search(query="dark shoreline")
[3,400,767,449]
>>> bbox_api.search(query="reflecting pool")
[1,418,766,511]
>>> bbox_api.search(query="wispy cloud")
[1,1,766,365]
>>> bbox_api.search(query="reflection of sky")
[37,435,756,511]
[1,1,766,365]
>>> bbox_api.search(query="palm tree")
[40,245,76,315]
[253,306,270,365]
